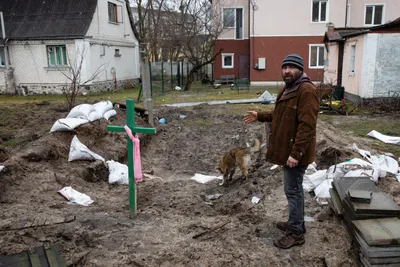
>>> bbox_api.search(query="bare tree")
[60,46,109,110]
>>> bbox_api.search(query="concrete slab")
[353,217,400,246]
[332,177,378,201]
[355,232,400,258]
[348,192,400,215]
[329,187,343,215]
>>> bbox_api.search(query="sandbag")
[103,109,117,120]
[68,135,105,162]
[50,118,89,132]
[106,160,128,184]
[67,104,95,120]
[88,110,103,122]
[93,101,113,116]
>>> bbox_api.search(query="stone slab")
[329,187,343,215]
[332,177,379,202]
[348,192,400,215]
[360,253,400,267]
[355,232,400,258]
[353,217,400,246]
[348,189,372,203]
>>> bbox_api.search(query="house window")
[108,2,123,23]
[0,48,5,66]
[47,45,67,67]
[223,8,235,28]
[312,0,327,22]
[349,45,356,73]
[365,5,383,26]
[222,53,234,69]
[309,45,325,68]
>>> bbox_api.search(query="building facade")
[213,0,400,86]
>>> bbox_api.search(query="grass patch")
[183,120,215,126]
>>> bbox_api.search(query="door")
[238,54,249,79]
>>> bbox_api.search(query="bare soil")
[1,101,400,267]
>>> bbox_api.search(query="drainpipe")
[0,12,9,70]
[344,0,349,27]
[248,0,251,79]
[337,41,344,87]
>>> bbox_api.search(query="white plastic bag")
[190,173,222,184]
[68,135,105,162]
[87,110,103,122]
[106,160,128,184]
[0,166,5,172]
[50,118,89,132]
[103,109,117,120]
[58,186,94,206]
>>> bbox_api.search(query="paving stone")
[353,217,400,246]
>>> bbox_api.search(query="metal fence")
[144,61,212,98]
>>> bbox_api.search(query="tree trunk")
[184,66,199,91]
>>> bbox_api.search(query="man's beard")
[283,72,301,85]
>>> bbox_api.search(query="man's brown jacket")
[257,81,319,167]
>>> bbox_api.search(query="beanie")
[282,54,304,71]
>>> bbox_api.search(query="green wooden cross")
[107,99,156,217]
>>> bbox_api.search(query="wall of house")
[213,39,250,79]
[347,0,400,27]
[324,42,339,85]
[252,0,346,36]
[373,33,400,96]
[214,0,250,40]
[249,36,325,84]
[342,35,364,98]
[86,0,140,81]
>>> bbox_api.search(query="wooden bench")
[220,75,235,84]
[232,78,250,91]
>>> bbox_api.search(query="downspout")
[0,12,9,70]
[248,0,251,79]
[344,0,349,27]
[337,40,344,87]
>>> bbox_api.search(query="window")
[349,45,356,73]
[47,45,67,67]
[114,49,121,57]
[312,0,327,22]
[108,2,123,23]
[222,53,234,69]
[365,5,383,26]
[0,48,5,66]
[223,8,235,28]
[222,8,244,39]
[309,45,325,68]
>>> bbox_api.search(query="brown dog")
[217,139,261,185]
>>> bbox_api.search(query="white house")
[0,0,140,95]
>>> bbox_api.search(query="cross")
[107,99,156,217]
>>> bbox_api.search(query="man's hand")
[243,111,258,124]
[287,156,298,168]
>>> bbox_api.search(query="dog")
[217,138,261,186]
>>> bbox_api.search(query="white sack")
[93,101,113,116]
[106,160,128,184]
[314,179,333,199]
[303,170,328,192]
[67,104,95,120]
[68,135,105,162]
[190,173,222,184]
[103,109,117,120]
[88,110,103,122]
[58,186,94,206]
[0,166,5,172]
[50,118,89,132]
[367,130,400,145]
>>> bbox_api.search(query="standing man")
[243,54,319,249]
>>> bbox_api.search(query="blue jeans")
[283,165,306,235]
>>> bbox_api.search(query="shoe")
[273,232,305,249]
[276,221,306,234]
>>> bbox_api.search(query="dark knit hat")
[282,54,304,71]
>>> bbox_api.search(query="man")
[243,54,319,249]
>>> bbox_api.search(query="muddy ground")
[1,100,400,267]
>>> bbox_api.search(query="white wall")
[214,0,249,40]
[373,33,400,97]
[252,0,346,36]
[360,34,377,98]
[324,42,339,84]
[86,0,140,81]
[342,35,364,97]
[347,0,400,27]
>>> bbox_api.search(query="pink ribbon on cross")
[124,125,143,183]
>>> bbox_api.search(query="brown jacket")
[257,81,319,167]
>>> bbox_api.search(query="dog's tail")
[248,138,261,153]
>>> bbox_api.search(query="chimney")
[326,22,335,32]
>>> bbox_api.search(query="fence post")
[177,62,181,87]
[170,62,173,90]
[148,60,153,97]
[161,61,164,95]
